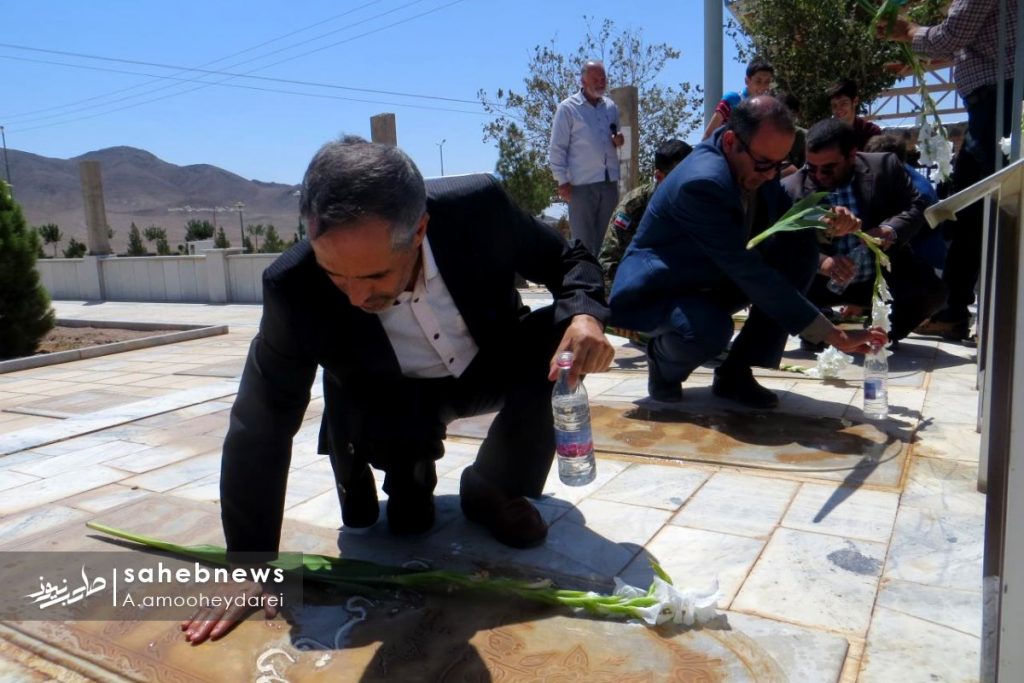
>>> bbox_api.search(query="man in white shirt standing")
[549,60,625,255]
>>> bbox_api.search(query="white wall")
[226,254,276,303]
[101,256,207,303]
[37,259,96,300]
[35,251,281,304]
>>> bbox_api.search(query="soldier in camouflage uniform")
[599,139,692,292]
[601,139,692,343]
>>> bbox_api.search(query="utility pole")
[437,139,446,176]
[0,125,11,193]
[234,201,245,251]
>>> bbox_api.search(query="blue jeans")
[648,228,819,384]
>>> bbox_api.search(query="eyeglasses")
[806,161,841,177]
[735,135,788,174]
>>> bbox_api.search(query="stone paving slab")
[0,299,984,681]
[0,381,239,456]
[449,399,910,487]
[0,496,848,683]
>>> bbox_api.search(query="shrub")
[0,182,56,359]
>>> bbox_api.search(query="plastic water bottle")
[863,342,889,420]
[552,351,597,486]
[826,274,850,295]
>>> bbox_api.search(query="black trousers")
[324,306,567,503]
[938,78,1015,323]
[807,246,947,340]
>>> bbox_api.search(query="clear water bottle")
[863,342,889,420]
[826,274,850,295]
[827,248,861,295]
[552,351,597,486]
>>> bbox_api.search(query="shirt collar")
[420,235,439,289]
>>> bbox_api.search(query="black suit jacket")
[783,152,926,247]
[221,174,608,554]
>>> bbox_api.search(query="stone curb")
[0,320,229,374]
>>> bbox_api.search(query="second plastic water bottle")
[552,351,597,486]
[863,342,889,420]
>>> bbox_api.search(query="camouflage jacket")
[599,181,657,291]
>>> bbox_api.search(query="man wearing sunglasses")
[610,96,885,409]
[783,119,946,347]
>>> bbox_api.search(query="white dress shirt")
[375,236,479,378]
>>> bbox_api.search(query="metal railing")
[924,159,1024,682]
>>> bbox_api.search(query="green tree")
[36,223,63,258]
[478,17,703,208]
[214,226,231,249]
[242,236,254,253]
[0,182,56,358]
[63,238,88,258]
[259,224,286,253]
[143,225,171,255]
[185,219,215,242]
[126,222,147,256]
[246,224,265,252]
[726,0,948,124]
[494,124,556,216]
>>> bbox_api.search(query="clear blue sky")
[0,1,752,185]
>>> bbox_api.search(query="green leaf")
[746,192,831,249]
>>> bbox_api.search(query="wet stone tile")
[732,528,885,634]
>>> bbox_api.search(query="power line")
[0,0,391,121]
[1,54,494,134]
[0,0,485,132]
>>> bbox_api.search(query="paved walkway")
[0,299,985,682]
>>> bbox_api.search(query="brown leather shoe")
[460,466,548,548]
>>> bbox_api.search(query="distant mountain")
[5,146,302,252]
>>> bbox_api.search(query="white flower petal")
[613,577,646,598]
[808,346,854,379]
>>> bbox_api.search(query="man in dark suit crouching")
[219,136,614,561]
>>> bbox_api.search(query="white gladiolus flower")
[872,296,892,333]
[806,345,855,379]
[617,576,722,626]
[917,117,953,182]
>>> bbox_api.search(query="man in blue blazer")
[610,96,884,408]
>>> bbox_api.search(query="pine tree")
[259,224,286,253]
[126,222,147,256]
[214,227,231,248]
[0,182,56,359]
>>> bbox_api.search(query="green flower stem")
[85,522,672,623]
[861,0,949,161]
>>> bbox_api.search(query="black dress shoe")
[340,463,380,530]
[460,466,547,548]
[386,492,435,535]
[712,366,779,409]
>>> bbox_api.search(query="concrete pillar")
[610,86,640,194]
[203,248,243,303]
[704,0,724,128]
[78,161,112,255]
[80,255,107,301]
[370,114,397,146]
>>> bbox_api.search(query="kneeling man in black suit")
[219,136,613,561]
